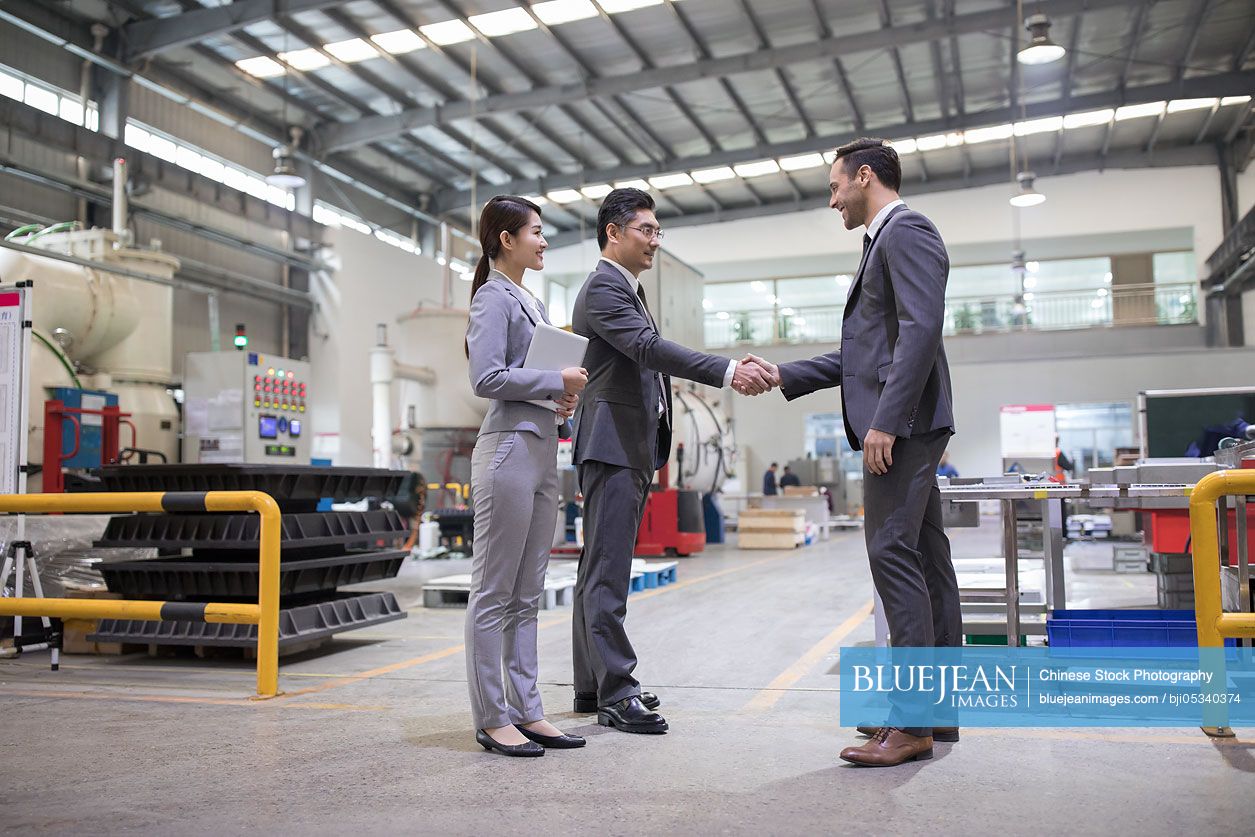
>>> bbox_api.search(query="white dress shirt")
[600,258,737,391]
[865,198,905,242]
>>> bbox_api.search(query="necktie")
[862,233,872,257]
[636,283,667,420]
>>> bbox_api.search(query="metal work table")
[933,481,1194,647]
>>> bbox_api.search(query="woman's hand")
[561,366,588,395]
[555,392,578,418]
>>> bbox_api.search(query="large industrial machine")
[0,160,180,488]
[182,351,312,464]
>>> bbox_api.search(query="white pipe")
[111,157,130,247]
[369,324,435,468]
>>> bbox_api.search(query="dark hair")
[770,462,778,468]
[465,195,542,356]
[597,188,655,250]
[833,137,902,193]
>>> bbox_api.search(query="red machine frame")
[41,399,133,493]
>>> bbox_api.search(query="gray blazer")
[778,204,955,449]
[571,259,728,472]
[467,271,571,439]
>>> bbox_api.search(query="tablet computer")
[523,323,589,410]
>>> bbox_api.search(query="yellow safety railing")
[1189,470,1255,646]
[1188,470,1255,737]
[0,490,282,698]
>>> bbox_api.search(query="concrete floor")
[1,528,1251,835]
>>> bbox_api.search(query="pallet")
[629,560,678,592]
[422,573,577,610]
[737,509,806,534]
[737,531,804,550]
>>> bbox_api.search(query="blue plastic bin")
[1046,609,1204,648]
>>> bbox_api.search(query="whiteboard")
[0,287,30,496]
[999,404,1056,459]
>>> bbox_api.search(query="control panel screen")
[264,444,296,457]
[258,415,278,439]
[289,419,302,437]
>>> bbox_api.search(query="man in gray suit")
[571,188,773,734]
[748,139,959,765]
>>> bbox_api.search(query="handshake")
[731,354,779,396]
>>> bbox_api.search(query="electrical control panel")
[182,351,312,464]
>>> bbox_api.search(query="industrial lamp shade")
[266,126,307,189]
[1010,171,1047,207]
[1018,14,1066,65]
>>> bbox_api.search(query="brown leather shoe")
[840,727,933,766]
[857,725,958,743]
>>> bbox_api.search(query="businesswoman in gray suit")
[465,195,589,757]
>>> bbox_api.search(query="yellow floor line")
[0,687,385,711]
[743,600,874,713]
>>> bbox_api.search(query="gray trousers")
[862,428,962,735]
[572,460,652,706]
[465,429,559,729]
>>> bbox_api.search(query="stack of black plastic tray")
[85,464,410,650]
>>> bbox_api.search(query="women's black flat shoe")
[515,725,586,749]
[476,729,544,757]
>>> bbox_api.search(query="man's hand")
[732,359,773,395]
[555,392,578,418]
[863,429,896,475]
[561,366,588,395]
[742,354,781,388]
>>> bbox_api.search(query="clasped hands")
[732,354,780,396]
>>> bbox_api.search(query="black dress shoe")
[575,691,660,713]
[476,729,544,757]
[516,725,586,749]
[597,696,668,734]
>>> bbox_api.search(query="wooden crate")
[737,509,806,534]
[782,486,819,497]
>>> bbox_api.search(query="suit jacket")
[572,259,728,472]
[778,204,955,450]
[466,271,571,439]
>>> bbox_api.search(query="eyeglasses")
[625,224,664,241]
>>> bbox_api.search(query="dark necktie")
[862,233,872,257]
[636,283,653,322]
[636,283,667,421]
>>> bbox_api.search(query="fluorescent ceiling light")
[522,194,548,205]
[1063,108,1113,129]
[823,150,837,162]
[0,70,22,101]
[1220,95,1251,106]
[546,188,583,204]
[421,20,477,45]
[778,153,825,171]
[649,172,694,189]
[915,133,949,151]
[278,48,330,71]
[1115,101,1165,120]
[734,159,780,178]
[614,179,651,190]
[370,29,426,54]
[469,8,538,37]
[888,139,915,155]
[963,124,1013,144]
[1014,116,1063,135]
[236,56,286,78]
[599,0,664,12]
[1166,98,1218,112]
[691,166,736,184]
[323,38,380,63]
[581,183,613,199]
[533,0,599,25]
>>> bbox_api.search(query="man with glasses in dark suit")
[570,188,774,734]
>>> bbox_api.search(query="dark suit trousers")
[572,460,652,705]
[862,428,962,735]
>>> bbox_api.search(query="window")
[1055,402,1135,471]
[1152,251,1194,284]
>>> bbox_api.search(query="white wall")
[308,229,469,465]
